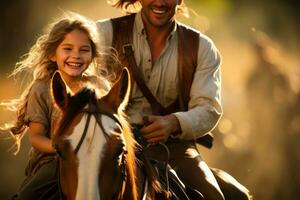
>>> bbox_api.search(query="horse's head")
[51,69,138,200]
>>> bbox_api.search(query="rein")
[148,143,171,193]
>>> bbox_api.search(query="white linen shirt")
[96,12,222,140]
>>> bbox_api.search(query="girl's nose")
[71,50,81,59]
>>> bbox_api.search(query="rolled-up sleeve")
[174,34,222,140]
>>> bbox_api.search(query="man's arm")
[173,34,222,140]
[141,35,222,142]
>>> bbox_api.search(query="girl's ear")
[99,68,131,114]
[51,71,69,110]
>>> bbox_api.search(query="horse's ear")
[51,71,69,110]
[100,68,131,113]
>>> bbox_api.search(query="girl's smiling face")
[52,29,93,78]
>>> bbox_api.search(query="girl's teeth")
[67,63,81,67]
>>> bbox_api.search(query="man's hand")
[140,114,181,143]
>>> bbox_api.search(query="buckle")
[122,44,134,54]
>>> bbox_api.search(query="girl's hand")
[140,114,181,144]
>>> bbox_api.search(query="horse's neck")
[68,114,116,200]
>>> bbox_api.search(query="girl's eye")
[63,48,72,51]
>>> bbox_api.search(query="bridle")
[73,102,120,154]
[55,98,128,200]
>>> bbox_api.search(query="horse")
[51,68,139,200]
[50,69,251,200]
[51,68,205,200]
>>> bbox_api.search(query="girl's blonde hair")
[1,11,115,154]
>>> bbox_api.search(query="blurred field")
[1,0,299,199]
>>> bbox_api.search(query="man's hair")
[109,0,186,14]
[110,0,139,10]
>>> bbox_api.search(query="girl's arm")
[28,122,55,153]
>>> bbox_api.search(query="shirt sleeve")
[24,81,50,129]
[174,34,223,140]
[96,18,113,47]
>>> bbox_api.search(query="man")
[97,0,224,199]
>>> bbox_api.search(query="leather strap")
[112,14,166,115]
[123,44,167,114]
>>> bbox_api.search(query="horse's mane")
[114,86,139,200]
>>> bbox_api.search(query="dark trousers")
[13,160,60,200]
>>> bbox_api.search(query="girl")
[1,12,112,199]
